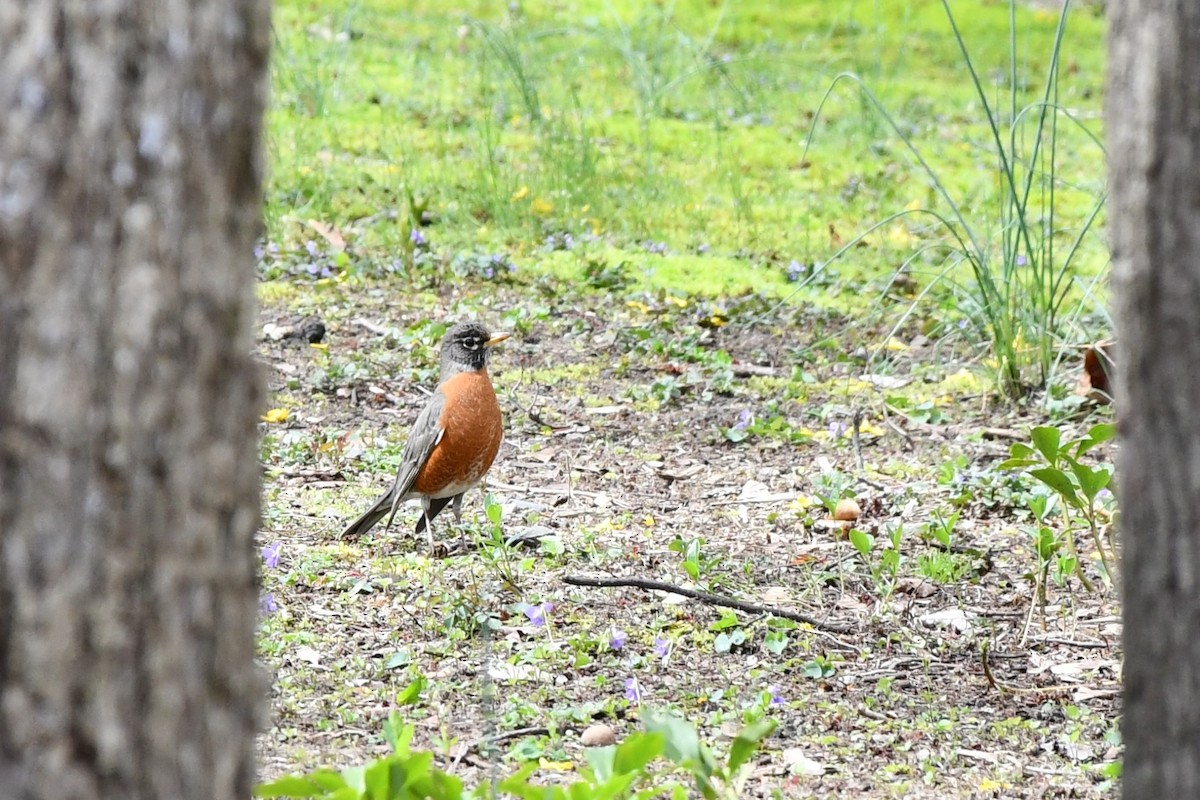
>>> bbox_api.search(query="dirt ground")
[254,278,1120,798]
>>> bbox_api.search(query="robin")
[340,321,509,552]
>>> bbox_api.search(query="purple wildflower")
[697,243,710,254]
[653,637,670,658]
[733,409,752,432]
[768,685,785,706]
[1015,254,1027,266]
[786,260,806,282]
[259,594,278,615]
[624,677,642,702]
[544,232,575,251]
[410,228,427,247]
[254,243,264,260]
[261,542,282,570]
[828,420,847,439]
[609,629,627,650]
[305,240,319,258]
[523,602,553,628]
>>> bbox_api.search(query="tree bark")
[0,1,269,797]
[1107,1,1200,796]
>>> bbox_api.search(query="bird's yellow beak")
[485,332,511,348]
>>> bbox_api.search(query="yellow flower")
[884,337,908,352]
[708,314,727,328]
[886,224,916,248]
[511,185,529,201]
[261,408,290,424]
[858,420,886,437]
[531,197,554,215]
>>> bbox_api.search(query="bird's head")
[440,321,509,375]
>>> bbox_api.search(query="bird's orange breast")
[413,370,503,497]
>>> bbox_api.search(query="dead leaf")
[917,608,971,634]
[305,219,346,251]
[782,747,826,776]
[895,576,938,598]
[294,645,322,666]
[761,586,791,604]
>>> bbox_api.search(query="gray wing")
[382,391,446,517]
[339,391,445,540]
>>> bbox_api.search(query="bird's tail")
[339,489,397,540]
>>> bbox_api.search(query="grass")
[256,1,1120,797]
[265,0,1107,311]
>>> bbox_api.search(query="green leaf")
[384,650,412,670]
[726,718,777,773]
[382,713,410,753]
[1077,422,1117,455]
[1035,525,1059,561]
[362,758,391,800]
[644,711,717,783]
[539,535,565,556]
[1030,426,1062,463]
[585,745,617,782]
[1030,467,1081,508]
[709,610,740,631]
[395,676,427,706]
[340,766,366,796]
[611,732,665,776]
[426,771,462,800]
[257,772,348,798]
[498,763,546,800]
[996,457,1038,471]
[1068,459,1111,502]
[1008,442,1036,459]
[485,494,503,524]
[848,528,874,556]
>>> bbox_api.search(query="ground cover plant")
[255,1,1119,796]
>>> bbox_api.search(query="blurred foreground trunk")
[1107,0,1200,796]
[0,1,269,796]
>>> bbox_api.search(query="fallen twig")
[449,725,550,773]
[563,574,854,634]
[731,362,778,378]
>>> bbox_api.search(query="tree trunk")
[0,1,269,797]
[1107,1,1200,796]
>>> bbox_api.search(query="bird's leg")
[451,493,466,553]
[421,496,438,556]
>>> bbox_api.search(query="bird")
[340,321,509,553]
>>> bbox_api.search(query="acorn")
[834,498,861,522]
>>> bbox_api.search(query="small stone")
[834,498,861,521]
[580,723,617,747]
